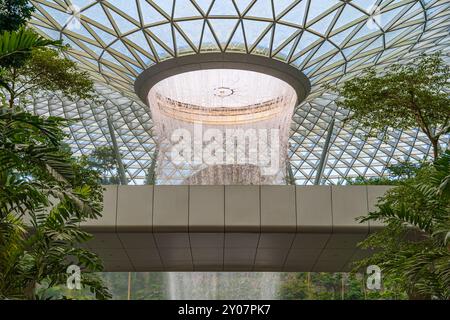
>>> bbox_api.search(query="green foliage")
[0,27,61,69]
[83,146,122,185]
[278,272,405,300]
[144,148,158,185]
[0,0,34,32]
[0,15,94,106]
[0,9,109,298]
[0,107,111,299]
[278,273,310,299]
[346,160,423,185]
[1,43,95,106]
[332,53,450,159]
[353,151,450,299]
[102,273,166,300]
[17,47,94,100]
[285,160,296,185]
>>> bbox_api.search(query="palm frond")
[0,27,61,63]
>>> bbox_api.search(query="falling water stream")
[148,69,298,300]
[167,273,281,300]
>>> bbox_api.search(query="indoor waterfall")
[148,69,297,300]
[166,272,281,300]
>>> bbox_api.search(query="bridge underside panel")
[82,185,390,272]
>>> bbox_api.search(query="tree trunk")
[23,281,36,300]
[8,93,15,109]
[127,272,132,300]
[431,138,439,161]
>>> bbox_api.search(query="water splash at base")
[167,272,280,300]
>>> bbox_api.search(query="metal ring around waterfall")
[134,53,311,107]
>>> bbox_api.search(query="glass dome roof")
[27,0,450,184]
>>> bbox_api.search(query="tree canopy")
[333,54,450,160]
[0,0,34,32]
[0,35,95,107]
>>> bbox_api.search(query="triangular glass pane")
[90,25,116,44]
[308,9,337,34]
[150,23,174,51]
[329,24,357,45]
[234,0,253,14]
[246,0,273,19]
[110,39,134,57]
[227,22,245,51]
[274,0,296,17]
[194,0,213,14]
[209,0,238,16]
[150,38,172,59]
[101,50,122,65]
[41,5,72,27]
[79,39,104,56]
[72,0,96,9]
[341,42,359,58]
[293,30,321,54]
[309,41,335,61]
[403,2,423,18]
[138,0,167,24]
[243,19,271,48]
[291,48,311,68]
[108,0,139,19]
[384,27,405,45]
[351,0,378,13]
[351,23,379,42]
[174,28,194,54]
[134,49,154,66]
[177,19,204,48]
[333,4,366,31]
[307,0,340,22]
[275,35,297,60]
[208,18,238,46]
[359,36,384,53]
[152,0,174,17]
[252,26,272,55]
[200,23,220,51]
[126,30,151,52]
[279,0,307,26]
[108,10,138,33]
[272,24,298,51]
[82,4,114,30]
[393,11,423,29]
[174,0,201,18]
[321,52,344,68]
[71,22,98,40]
[379,6,404,30]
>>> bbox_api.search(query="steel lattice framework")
[27,0,450,184]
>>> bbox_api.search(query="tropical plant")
[144,147,158,185]
[353,151,450,299]
[278,272,405,300]
[0,27,60,69]
[0,33,94,108]
[83,146,122,185]
[0,0,34,32]
[0,0,110,299]
[0,109,111,299]
[331,53,450,160]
